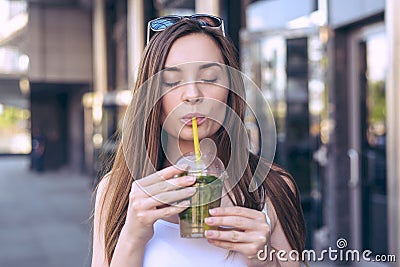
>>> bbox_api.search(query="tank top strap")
[262,204,272,229]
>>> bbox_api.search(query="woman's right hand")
[121,165,196,245]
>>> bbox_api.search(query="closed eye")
[163,81,181,88]
[201,78,218,83]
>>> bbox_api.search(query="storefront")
[243,0,397,257]
[344,19,387,254]
[242,0,328,249]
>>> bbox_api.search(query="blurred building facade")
[0,0,398,264]
[242,0,399,264]
[0,0,92,170]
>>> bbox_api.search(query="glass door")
[349,23,387,254]
[241,28,327,248]
[359,30,387,254]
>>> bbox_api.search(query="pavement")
[0,156,93,267]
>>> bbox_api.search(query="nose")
[182,82,202,105]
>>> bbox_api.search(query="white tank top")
[142,206,271,267]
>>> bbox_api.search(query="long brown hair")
[96,20,306,264]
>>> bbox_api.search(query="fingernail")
[205,217,213,224]
[187,187,196,193]
[179,200,190,207]
[209,208,217,215]
[186,176,196,182]
[205,230,214,237]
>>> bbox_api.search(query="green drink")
[175,153,225,238]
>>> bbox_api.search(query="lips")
[181,113,206,126]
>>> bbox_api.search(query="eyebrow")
[163,62,223,72]
[163,66,180,72]
[198,62,223,70]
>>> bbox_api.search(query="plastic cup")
[175,152,225,238]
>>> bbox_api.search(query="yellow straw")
[192,117,201,162]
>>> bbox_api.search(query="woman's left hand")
[205,206,271,260]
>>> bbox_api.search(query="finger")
[143,175,196,196]
[147,200,191,221]
[209,206,263,220]
[137,165,188,187]
[207,239,259,256]
[205,216,266,231]
[141,187,196,209]
[205,229,260,243]
[153,187,197,206]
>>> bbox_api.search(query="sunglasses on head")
[147,14,225,44]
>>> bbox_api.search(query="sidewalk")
[0,156,93,267]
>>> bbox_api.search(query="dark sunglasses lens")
[193,16,221,27]
[150,17,181,30]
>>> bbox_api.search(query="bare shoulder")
[258,160,305,256]
[265,163,300,230]
[91,173,112,267]
[251,155,298,194]
[95,172,112,207]
[270,163,298,195]
[93,172,113,232]
[249,155,302,231]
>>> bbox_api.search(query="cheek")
[216,87,229,102]
[161,94,177,122]
[205,91,229,134]
[212,90,229,115]
[160,94,182,138]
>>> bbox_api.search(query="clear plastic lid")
[175,152,226,178]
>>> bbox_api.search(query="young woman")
[91,15,306,267]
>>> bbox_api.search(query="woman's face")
[161,33,229,141]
